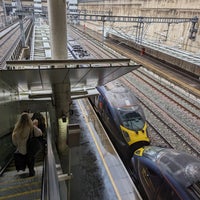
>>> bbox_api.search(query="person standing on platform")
[12,113,43,176]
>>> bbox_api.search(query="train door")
[103,104,115,126]
[100,97,119,132]
[95,94,110,122]
[103,104,125,146]
[93,94,103,114]
[95,94,122,144]
[101,99,113,126]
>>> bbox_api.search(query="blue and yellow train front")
[120,122,150,146]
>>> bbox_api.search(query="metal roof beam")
[68,13,198,24]
[6,58,131,68]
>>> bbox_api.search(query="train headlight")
[122,130,131,143]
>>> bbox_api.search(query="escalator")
[0,151,44,200]
[0,124,67,200]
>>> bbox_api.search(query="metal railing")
[42,127,62,200]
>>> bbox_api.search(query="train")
[89,80,150,159]
[89,80,200,200]
[131,146,200,200]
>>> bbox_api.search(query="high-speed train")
[131,146,200,200]
[89,80,150,159]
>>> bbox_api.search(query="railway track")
[69,25,200,159]
[0,19,32,69]
[0,24,20,68]
[133,68,200,134]
[69,26,123,59]
[121,76,200,158]
[121,74,200,157]
[73,24,200,97]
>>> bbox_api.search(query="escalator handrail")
[42,128,61,200]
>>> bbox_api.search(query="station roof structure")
[3,59,140,99]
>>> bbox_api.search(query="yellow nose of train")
[120,122,150,146]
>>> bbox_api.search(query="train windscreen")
[117,108,145,131]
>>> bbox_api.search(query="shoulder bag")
[27,129,42,157]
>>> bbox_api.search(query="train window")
[118,111,145,131]
[138,162,163,199]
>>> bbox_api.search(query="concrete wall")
[0,82,50,137]
[78,0,200,53]
[0,82,20,136]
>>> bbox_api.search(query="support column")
[47,0,69,153]
[53,83,70,153]
[47,0,68,59]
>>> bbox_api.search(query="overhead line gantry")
[68,13,198,43]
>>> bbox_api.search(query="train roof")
[99,81,140,109]
[142,146,200,188]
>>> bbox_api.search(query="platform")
[59,98,142,200]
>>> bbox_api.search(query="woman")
[12,113,42,176]
[31,112,46,136]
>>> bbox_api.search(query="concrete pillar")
[47,0,68,59]
[47,0,69,153]
[53,83,70,153]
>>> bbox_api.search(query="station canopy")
[2,59,141,99]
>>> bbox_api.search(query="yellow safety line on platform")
[78,99,122,200]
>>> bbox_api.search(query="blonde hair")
[13,113,33,138]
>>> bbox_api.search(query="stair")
[0,152,44,200]
[0,163,43,200]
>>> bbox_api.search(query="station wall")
[0,87,20,137]
[78,0,200,54]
